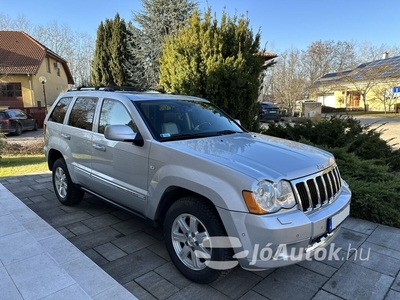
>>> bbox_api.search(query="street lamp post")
[39,76,48,114]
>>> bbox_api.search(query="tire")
[14,124,22,136]
[164,196,233,284]
[33,121,38,131]
[52,158,84,206]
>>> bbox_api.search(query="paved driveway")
[1,173,399,300]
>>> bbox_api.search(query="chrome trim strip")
[292,164,342,214]
[306,227,340,253]
[71,162,91,176]
[91,172,147,200]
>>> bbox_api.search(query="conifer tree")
[159,9,270,131]
[125,0,197,88]
[91,14,130,86]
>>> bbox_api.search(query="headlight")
[243,180,296,214]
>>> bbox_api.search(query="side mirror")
[104,125,144,146]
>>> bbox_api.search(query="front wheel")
[52,158,84,205]
[164,196,233,283]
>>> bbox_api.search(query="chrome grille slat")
[293,164,342,213]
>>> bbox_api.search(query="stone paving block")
[385,290,400,300]
[348,245,400,277]
[124,280,157,300]
[367,225,400,252]
[154,262,192,289]
[211,267,261,299]
[9,206,39,225]
[311,290,342,300]
[40,284,91,300]
[82,214,122,230]
[40,208,93,228]
[111,209,136,221]
[238,290,268,300]
[135,271,179,299]
[0,213,25,237]
[0,203,9,217]
[147,240,170,261]
[0,265,23,300]
[319,247,350,269]
[68,227,121,251]
[24,218,59,241]
[62,255,118,297]
[330,227,369,252]
[66,222,93,235]
[142,226,164,240]
[253,264,328,300]
[28,195,49,203]
[92,283,138,300]
[323,261,393,300]
[56,226,76,239]
[6,252,76,300]
[83,249,109,266]
[0,230,44,265]
[102,249,166,284]
[39,234,84,265]
[392,273,400,292]
[342,217,379,235]
[35,176,52,183]
[28,200,60,213]
[94,242,127,261]
[31,182,53,191]
[112,231,158,254]
[111,218,148,235]
[297,259,338,278]
[169,283,231,300]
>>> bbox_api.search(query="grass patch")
[0,155,48,177]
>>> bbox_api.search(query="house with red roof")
[0,31,74,110]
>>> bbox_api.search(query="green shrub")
[260,116,400,228]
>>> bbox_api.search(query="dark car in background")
[259,101,281,122]
[0,109,38,135]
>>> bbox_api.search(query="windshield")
[134,99,245,141]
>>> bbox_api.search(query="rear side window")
[68,97,98,131]
[98,99,137,134]
[48,97,73,124]
[0,112,8,120]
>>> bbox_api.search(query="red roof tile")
[0,31,74,84]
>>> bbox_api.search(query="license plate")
[328,205,350,233]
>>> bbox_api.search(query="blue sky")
[1,0,399,52]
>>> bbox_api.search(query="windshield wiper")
[216,130,242,135]
[160,132,220,141]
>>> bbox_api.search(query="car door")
[15,110,35,130]
[63,96,98,185]
[90,98,150,215]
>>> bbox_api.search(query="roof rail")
[67,86,168,93]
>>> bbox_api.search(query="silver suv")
[44,87,351,283]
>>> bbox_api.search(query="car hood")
[165,132,335,180]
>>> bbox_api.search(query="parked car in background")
[0,109,38,135]
[259,101,281,122]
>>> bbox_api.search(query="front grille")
[293,164,342,213]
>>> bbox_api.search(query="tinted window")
[0,112,7,120]
[49,97,73,124]
[98,99,136,134]
[14,110,27,118]
[68,97,98,131]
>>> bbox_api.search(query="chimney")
[382,52,389,59]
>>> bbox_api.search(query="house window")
[57,67,60,76]
[0,83,22,97]
[46,57,51,73]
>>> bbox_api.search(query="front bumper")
[217,184,351,270]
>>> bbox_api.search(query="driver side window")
[98,99,137,134]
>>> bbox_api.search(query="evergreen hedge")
[260,115,400,228]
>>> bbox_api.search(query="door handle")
[93,143,106,152]
[61,133,71,140]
